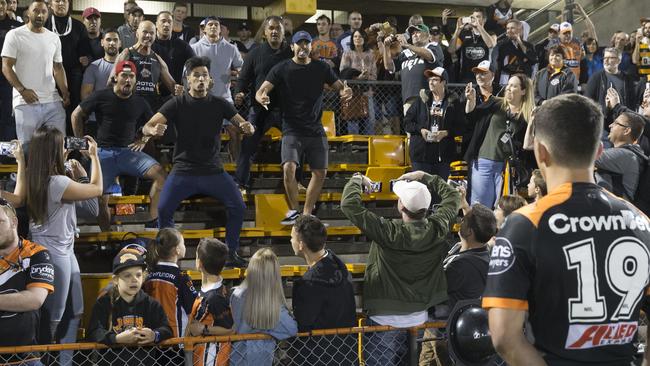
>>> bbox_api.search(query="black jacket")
[235,41,292,109]
[292,250,356,332]
[585,69,638,119]
[404,89,465,164]
[443,245,489,309]
[533,66,578,106]
[492,38,538,81]
[608,104,650,156]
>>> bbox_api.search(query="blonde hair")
[241,248,287,330]
[501,73,534,123]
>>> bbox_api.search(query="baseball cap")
[424,67,448,82]
[291,30,312,44]
[202,16,220,25]
[471,60,493,74]
[408,23,430,34]
[112,250,147,274]
[128,6,144,16]
[239,21,251,31]
[560,21,572,33]
[392,180,431,213]
[429,25,441,35]
[549,23,560,32]
[82,7,101,19]
[115,60,137,76]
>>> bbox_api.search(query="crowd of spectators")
[0,0,650,365]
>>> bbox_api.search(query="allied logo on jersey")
[548,210,650,234]
[488,237,515,275]
[30,263,54,282]
[565,321,637,349]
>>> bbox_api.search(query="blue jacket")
[230,287,298,366]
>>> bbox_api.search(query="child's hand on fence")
[135,328,156,344]
[115,328,140,344]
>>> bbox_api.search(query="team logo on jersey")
[30,263,54,282]
[565,321,637,349]
[488,237,515,275]
[550,78,560,86]
[465,46,486,60]
[549,210,650,234]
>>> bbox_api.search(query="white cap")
[392,180,431,212]
[549,23,560,32]
[471,60,492,73]
[560,21,572,33]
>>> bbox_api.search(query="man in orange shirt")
[548,22,583,80]
[311,14,337,68]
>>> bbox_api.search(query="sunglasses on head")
[0,198,16,216]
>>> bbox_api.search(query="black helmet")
[447,299,498,366]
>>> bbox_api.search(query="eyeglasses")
[613,121,630,129]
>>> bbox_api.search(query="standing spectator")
[0,0,21,141]
[330,22,344,41]
[341,170,460,366]
[340,29,376,134]
[82,7,103,61]
[464,74,533,208]
[470,60,499,107]
[0,202,55,352]
[493,194,527,228]
[633,20,650,79]
[152,11,195,87]
[5,0,21,22]
[611,31,635,76]
[117,5,143,49]
[374,26,402,134]
[72,60,166,231]
[312,14,337,67]
[282,17,293,39]
[585,47,637,119]
[337,11,363,53]
[535,23,559,70]
[404,67,465,179]
[191,16,243,162]
[291,215,355,331]
[493,19,537,85]
[256,31,352,224]
[533,45,578,106]
[580,37,604,84]
[448,9,496,83]
[1,0,69,148]
[142,56,254,267]
[26,127,101,352]
[527,169,547,202]
[122,0,137,24]
[430,24,454,82]
[383,23,440,115]
[188,18,206,45]
[234,21,257,56]
[234,16,292,191]
[548,21,586,80]
[230,248,298,365]
[485,0,513,36]
[171,2,195,42]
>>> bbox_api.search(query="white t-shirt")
[30,175,76,256]
[371,311,428,328]
[1,25,63,107]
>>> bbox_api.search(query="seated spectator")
[341,170,460,366]
[595,110,646,200]
[493,19,537,85]
[607,85,650,155]
[404,67,465,180]
[527,169,547,202]
[87,250,172,364]
[580,37,604,84]
[144,228,196,338]
[186,239,234,364]
[493,194,527,228]
[534,45,578,106]
[231,248,298,365]
[0,201,54,354]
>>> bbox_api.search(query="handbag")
[340,93,369,121]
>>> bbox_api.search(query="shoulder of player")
[19,239,50,259]
[513,184,574,228]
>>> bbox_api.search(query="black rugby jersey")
[483,182,650,365]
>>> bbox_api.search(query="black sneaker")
[226,252,248,268]
[144,219,159,230]
[280,210,300,226]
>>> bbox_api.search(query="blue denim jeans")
[470,158,505,209]
[364,318,409,366]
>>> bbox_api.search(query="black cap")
[429,25,441,35]
[239,21,250,31]
[112,250,147,274]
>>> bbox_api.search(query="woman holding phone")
[26,126,102,360]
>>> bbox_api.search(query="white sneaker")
[280,210,300,225]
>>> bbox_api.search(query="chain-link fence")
[0,323,446,366]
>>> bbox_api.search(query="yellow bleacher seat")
[254,194,291,230]
[368,136,405,166]
[364,166,406,199]
[322,110,336,138]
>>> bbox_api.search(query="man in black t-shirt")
[256,31,352,225]
[71,60,166,231]
[484,94,650,365]
[142,56,254,268]
[0,0,21,141]
[448,9,497,83]
[152,11,195,88]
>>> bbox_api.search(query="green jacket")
[340,174,460,316]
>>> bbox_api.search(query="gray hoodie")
[190,36,243,103]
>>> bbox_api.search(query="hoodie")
[291,250,356,332]
[191,36,243,103]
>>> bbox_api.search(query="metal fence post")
[408,327,419,366]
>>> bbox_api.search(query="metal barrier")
[0,322,446,366]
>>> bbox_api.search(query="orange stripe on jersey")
[0,240,48,272]
[515,183,573,227]
[144,279,180,337]
[27,282,54,293]
[482,297,529,310]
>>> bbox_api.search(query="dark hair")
[534,94,603,168]
[531,169,547,196]
[294,215,327,252]
[460,204,497,243]
[26,126,66,225]
[401,207,427,220]
[497,195,527,217]
[147,228,183,269]
[103,28,120,38]
[349,29,369,52]
[197,238,228,276]
[184,56,211,75]
[471,8,486,18]
[316,14,331,25]
[157,10,172,20]
[173,2,187,10]
[620,112,646,141]
[548,45,566,58]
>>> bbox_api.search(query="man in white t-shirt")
[1,0,69,148]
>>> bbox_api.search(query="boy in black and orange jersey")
[186,238,233,366]
[484,94,650,366]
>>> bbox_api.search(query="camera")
[0,141,16,157]
[64,136,89,150]
[462,16,472,25]
[364,181,382,194]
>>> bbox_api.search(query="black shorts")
[281,135,328,170]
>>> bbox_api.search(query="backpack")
[622,145,650,216]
